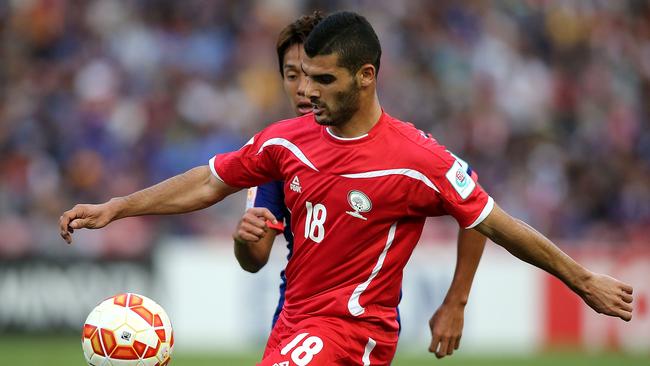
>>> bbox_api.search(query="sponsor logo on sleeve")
[445,160,476,199]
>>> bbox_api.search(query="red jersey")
[210,112,493,333]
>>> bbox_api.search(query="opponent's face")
[301,53,361,127]
[282,44,312,116]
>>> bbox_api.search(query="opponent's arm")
[474,203,634,321]
[59,165,240,244]
[429,228,486,358]
[233,207,280,273]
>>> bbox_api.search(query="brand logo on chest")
[346,190,372,220]
[290,176,302,193]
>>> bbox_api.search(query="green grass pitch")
[1,334,647,366]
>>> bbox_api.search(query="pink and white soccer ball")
[82,293,174,366]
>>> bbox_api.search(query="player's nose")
[303,78,319,99]
[297,75,307,97]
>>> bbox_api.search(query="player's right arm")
[59,165,241,244]
[474,203,634,321]
[233,207,279,273]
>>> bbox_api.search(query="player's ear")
[358,64,375,87]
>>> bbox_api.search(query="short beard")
[316,81,361,127]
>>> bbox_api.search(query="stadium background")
[0,0,649,365]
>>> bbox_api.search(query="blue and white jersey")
[247,181,292,327]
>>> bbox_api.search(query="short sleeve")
[209,131,282,188]
[410,142,494,228]
[437,158,494,228]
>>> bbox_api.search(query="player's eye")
[285,73,298,81]
[314,75,335,85]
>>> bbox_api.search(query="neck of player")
[328,93,382,139]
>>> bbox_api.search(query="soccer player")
[60,11,634,366]
[233,12,488,359]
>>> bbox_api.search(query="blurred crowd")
[1,0,648,259]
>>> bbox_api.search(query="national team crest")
[346,190,372,220]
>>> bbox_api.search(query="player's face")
[301,53,361,127]
[282,44,312,116]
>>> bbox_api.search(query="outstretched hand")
[59,202,118,244]
[579,272,633,321]
[233,207,278,244]
[428,302,465,359]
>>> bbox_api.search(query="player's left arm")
[474,203,634,321]
[429,228,486,359]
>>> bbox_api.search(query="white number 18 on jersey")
[304,201,327,243]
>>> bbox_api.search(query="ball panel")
[153,314,163,328]
[82,338,94,361]
[99,305,128,330]
[90,329,105,356]
[113,294,128,307]
[135,328,159,348]
[114,324,137,346]
[85,308,103,327]
[83,324,98,339]
[127,293,144,307]
[111,345,139,360]
[100,328,118,356]
[143,340,160,359]
[89,353,107,366]
[130,306,154,326]
[125,310,151,332]
[133,340,147,357]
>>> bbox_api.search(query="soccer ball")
[82,293,174,366]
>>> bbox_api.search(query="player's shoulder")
[383,114,451,163]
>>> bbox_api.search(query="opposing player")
[232,12,488,359]
[60,11,634,366]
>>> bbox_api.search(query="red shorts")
[258,315,398,366]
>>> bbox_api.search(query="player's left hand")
[428,301,465,358]
[579,271,634,321]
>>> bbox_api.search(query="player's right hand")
[59,203,116,244]
[233,207,278,244]
[579,271,634,321]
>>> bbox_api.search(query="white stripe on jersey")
[348,222,397,316]
[341,169,440,193]
[466,196,495,229]
[258,138,319,171]
[208,156,225,182]
[362,337,377,366]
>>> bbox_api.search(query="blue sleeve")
[253,181,286,222]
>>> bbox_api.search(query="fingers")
[430,336,457,358]
[621,283,633,295]
[621,292,633,304]
[236,222,267,242]
[70,219,89,230]
[59,210,78,244]
[234,211,272,243]
[428,334,441,355]
[247,207,278,225]
[619,300,633,313]
[435,339,448,359]
[618,309,632,322]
